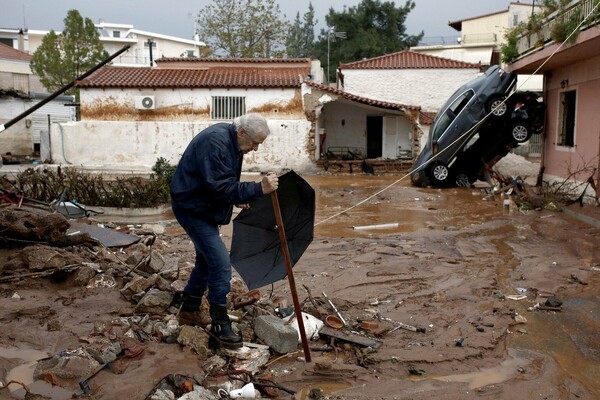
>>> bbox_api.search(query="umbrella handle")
[271,191,312,362]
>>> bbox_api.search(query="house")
[51,57,319,172]
[302,81,421,162]
[413,2,542,68]
[0,43,74,159]
[2,22,208,67]
[507,0,600,201]
[45,55,425,173]
[335,50,481,156]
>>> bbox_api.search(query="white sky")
[0,0,507,41]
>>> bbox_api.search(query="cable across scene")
[315,2,600,227]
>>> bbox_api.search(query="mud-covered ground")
[1,174,599,400]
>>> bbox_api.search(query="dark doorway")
[366,116,382,158]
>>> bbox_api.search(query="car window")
[462,132,480,152]
[431,89,475,142]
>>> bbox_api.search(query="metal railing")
[462,32,497,44]
[516,0,599,55]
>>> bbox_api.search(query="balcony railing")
[462,32,497,45]
[516,0,600,55]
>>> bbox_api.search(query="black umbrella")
[230,170,315,290]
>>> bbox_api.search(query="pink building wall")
[543,54,600,196]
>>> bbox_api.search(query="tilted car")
[411,65,520,187]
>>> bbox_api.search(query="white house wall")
[49,119,314,173]
[341,69,479,112]
[0,97,36,154]
[320,101,409,158]
[80,87,299,119]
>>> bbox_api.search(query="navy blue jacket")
[170,123,263,225]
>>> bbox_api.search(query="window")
[113,31,120,38]
[212,96,246,120]
[512,14,519,27]
[558,90,576,147]
[184,49,195,57]
[13,73,29,93]
[431,90,475,142]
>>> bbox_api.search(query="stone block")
[254,315,298,354]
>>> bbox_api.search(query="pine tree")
[286,2,317,58]
[30,10,108,98]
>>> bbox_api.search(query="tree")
[286,2,317,57]
[312,0,424,82]
[196,0,290,58]
[30,10,108,98]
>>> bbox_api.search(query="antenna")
[22,4,27,30]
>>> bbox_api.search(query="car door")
[431,89,476,163]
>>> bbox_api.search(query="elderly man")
[170,113,278,350]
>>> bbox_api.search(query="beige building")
[2,22,208,67]
[412,2,542,75]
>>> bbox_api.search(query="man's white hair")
[234,113,270,139]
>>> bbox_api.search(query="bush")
[0,158,177,208]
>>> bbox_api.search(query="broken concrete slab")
[254,315,298,354]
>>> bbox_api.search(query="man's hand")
[261,172,279,194]
[235,204,250,209]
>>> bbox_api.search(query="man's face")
[238,128,267,154]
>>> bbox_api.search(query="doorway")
[366,116,382,158]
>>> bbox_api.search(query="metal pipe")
[352,222,399,230]
[0,44,131,134]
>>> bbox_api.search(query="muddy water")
[304,175,502,237]
[3,173,595,397]
[303,175,600,395]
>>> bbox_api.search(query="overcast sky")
[0,0,506,41]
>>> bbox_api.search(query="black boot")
[208,303,242,350]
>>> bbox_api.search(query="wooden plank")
[319,326,383,349]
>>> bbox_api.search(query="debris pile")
[1,205,432,399]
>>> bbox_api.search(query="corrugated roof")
[338,49,480,70]
[0,43,32,62]
[304,81,420,112]
[76,66,309,88]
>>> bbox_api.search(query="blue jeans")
[171,203,231,308]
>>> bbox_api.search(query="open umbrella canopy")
[230,170,315,290]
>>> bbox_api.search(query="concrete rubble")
[0,206,405,399]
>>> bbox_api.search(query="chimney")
[18,29,25,52]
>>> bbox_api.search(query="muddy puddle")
[305,175,503,237]
[1,346,75,399]
[302,174,600,396]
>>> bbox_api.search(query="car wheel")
[429,162,450,184]
[486,96,508,117]
[455,173,473,188]
[511,123,531,143]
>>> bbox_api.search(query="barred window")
[558,90,576,147]
[211,96,246,120]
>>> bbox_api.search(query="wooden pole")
[271,191,312,362]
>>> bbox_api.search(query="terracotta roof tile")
[157,57,311,64]
[304,81,420,112]
[419,111,437,125]
[0,43,32,62]
[339,49,480,70]
[76,66,310,88]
